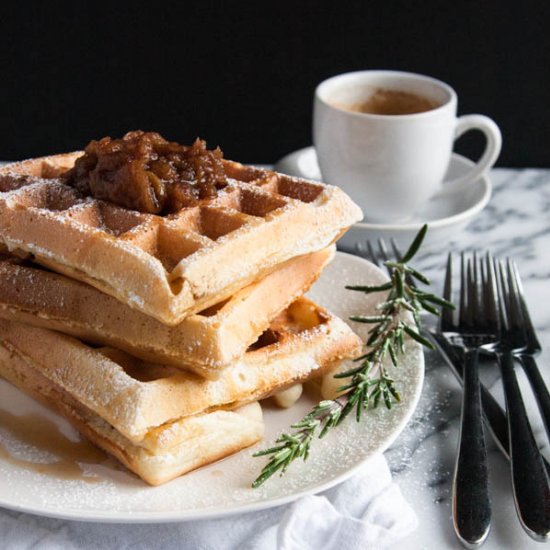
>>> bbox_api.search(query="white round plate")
[275,147,492,251]
[0,252,423,523]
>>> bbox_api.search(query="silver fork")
[493,259,550,540]
[439,253,494,548]
[505,260,550,440]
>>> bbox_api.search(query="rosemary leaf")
[394,269,405,297]
[389,385,402,402]
[252,444,287,457]
[346,282,393,293]
[388,342,398,366]
[401,223,428,262]
[419,293,456,308]
[349,315,390,323]
[406,266,431,285]
[333,363,369,378]
[419,300,440,316]
[403,324,435,348]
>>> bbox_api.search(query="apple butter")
[64,131,228,214]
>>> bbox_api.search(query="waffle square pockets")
[0,133,363,484]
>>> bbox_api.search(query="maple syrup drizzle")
[0,409,106,483]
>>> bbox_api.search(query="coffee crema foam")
[332,88,440,115]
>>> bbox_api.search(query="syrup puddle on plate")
[0,409,106,483]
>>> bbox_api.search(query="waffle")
[0,153,362,325]
[0,340,264,485]
[0,297,361,448]
[0,246,334,376]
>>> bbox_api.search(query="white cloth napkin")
[0,454,416,550]
[277,454,417,549]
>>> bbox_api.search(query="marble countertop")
[391,168,550,549]
[0,167,548,549]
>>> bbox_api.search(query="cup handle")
[440,114,502,196]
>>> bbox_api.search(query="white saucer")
[275,147,492,251]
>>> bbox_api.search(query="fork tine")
[390,238,403,262]
[466,257,477,328]
[459,254,471,328]
[441,253,455,331]
[378,239,395,279]
[378,239,390,263]
[511,260,541,350]
[495,259,510,331]
[472,251,484,326]
[506,259,527,334]
[459,253,467,327]
[366,241,380,267]
[483,253,500,332]
[480,252,488,311]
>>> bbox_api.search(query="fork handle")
[453,348,491,548]
[520,355,550,442]
[430,333,511,459]
[499,351,550,541]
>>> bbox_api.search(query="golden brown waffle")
[0,246,334,377]
[0,341,264,486]
[0,153,362,325]
[0,297,361,448]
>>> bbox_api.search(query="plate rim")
[0,251,424,524]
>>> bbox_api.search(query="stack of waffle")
[0,138,363,485]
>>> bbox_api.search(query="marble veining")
[390,168,550,549]
[0,167,548,549]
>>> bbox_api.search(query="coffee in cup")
[332,88,440,116]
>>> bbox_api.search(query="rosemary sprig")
[252,224,453,488]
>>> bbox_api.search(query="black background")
[1,1,549,166]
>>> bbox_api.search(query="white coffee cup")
[313,70,502,223]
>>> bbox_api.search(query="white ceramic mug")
[313,71,502,222]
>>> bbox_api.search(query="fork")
[439,253,494,547]
[505,260,550,441]
[492,259,550,540]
